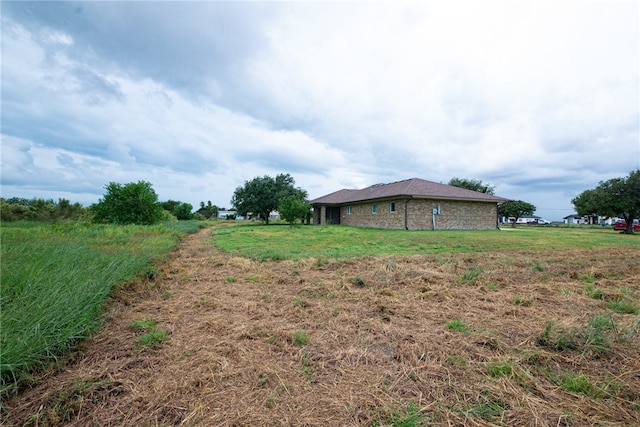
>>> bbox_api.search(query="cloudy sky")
[1,1,638,220]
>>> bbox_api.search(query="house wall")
[324,198,498,230]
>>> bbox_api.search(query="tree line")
[3,171,637,232]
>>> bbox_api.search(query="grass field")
[0,220,207,395]
[212,223,640,260]
[2,222,639,425]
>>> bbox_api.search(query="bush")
[172,203,194,220]
[91,181,163,225]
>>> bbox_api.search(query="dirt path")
[3,226,640,426]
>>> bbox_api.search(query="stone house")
[310,178,510,230]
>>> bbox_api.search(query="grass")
[458,266,483,284]
[446,318,469,334]
[211,224,639,261]
[537,313,638,355]
[4,220,640,425]
[375,401,425,426]
[0,220,207,395]
[292,330,309,346]
[487,359,515,377]
[137,329,170,348]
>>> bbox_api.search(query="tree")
[231,174,308,225]
[572,170,640,234]
[448,177,496,195]
[173,203,194,220]
[160,200,181,213]
[498,200,536,228]
[196,201,219,219]
[91,181,163,225]
[278,195,310,227]
[0,197,85,222]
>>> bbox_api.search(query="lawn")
[212,223,639,260]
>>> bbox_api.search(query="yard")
[2,223,639,426]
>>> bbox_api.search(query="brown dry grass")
[2,226,639,426]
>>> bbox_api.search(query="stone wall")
[317,198,498,230]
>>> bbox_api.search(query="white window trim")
[389,202,396,213]
[372,203,377,214]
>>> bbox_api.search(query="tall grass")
[0,220,206,395]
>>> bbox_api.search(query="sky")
[1,1,638,221]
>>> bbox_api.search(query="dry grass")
[2,226,639,426]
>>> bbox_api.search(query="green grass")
[446,318,469,334]
[137,329,170,348]
[375,401,425,427]
[0,220,206,395]
[292,330,309,346]
[211,224,639,260]
[487,359,515,377]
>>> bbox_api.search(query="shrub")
[91,181,163,225]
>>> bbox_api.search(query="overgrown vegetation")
[0,197,86,222]
[0,220,206,395]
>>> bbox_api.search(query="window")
[372,203,377,214]
[346,206,352,215]
[389,202,396,213]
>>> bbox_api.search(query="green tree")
[0,197,85,222]
[448,177,496,194]
[91,181,163,225]
[278,195,310,227]
[196,201,219,219]
[173,202,194,220]
[160,200,181,213]
[231,174,307,225]
[498,200,536,228]
[572,170,640,234]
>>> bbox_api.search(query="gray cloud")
[1,1,638,220]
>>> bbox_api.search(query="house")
[563,214,586,225]
[310,178,510,230]
[564,214,617,226]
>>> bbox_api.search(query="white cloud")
[1,1,638,220]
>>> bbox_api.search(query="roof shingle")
[310,178,509,205]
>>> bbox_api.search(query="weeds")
[458,266,483,284]
[375,401,424,427]
[130,319,157,332]
[351,276,367,287]
[513,295,532,306]
[607,299,639,315]
[294,298,308,308]
[487,359,515,378]
[531,260,547,271]
[584,284,604,299]
[446,318,469,334]
[131,319,170,349]
[537,313,634,355]
[292,330,309,346]
[138,329,170,348]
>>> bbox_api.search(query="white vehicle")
[529,218,550,225]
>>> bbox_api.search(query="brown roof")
[310,178,509,205]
